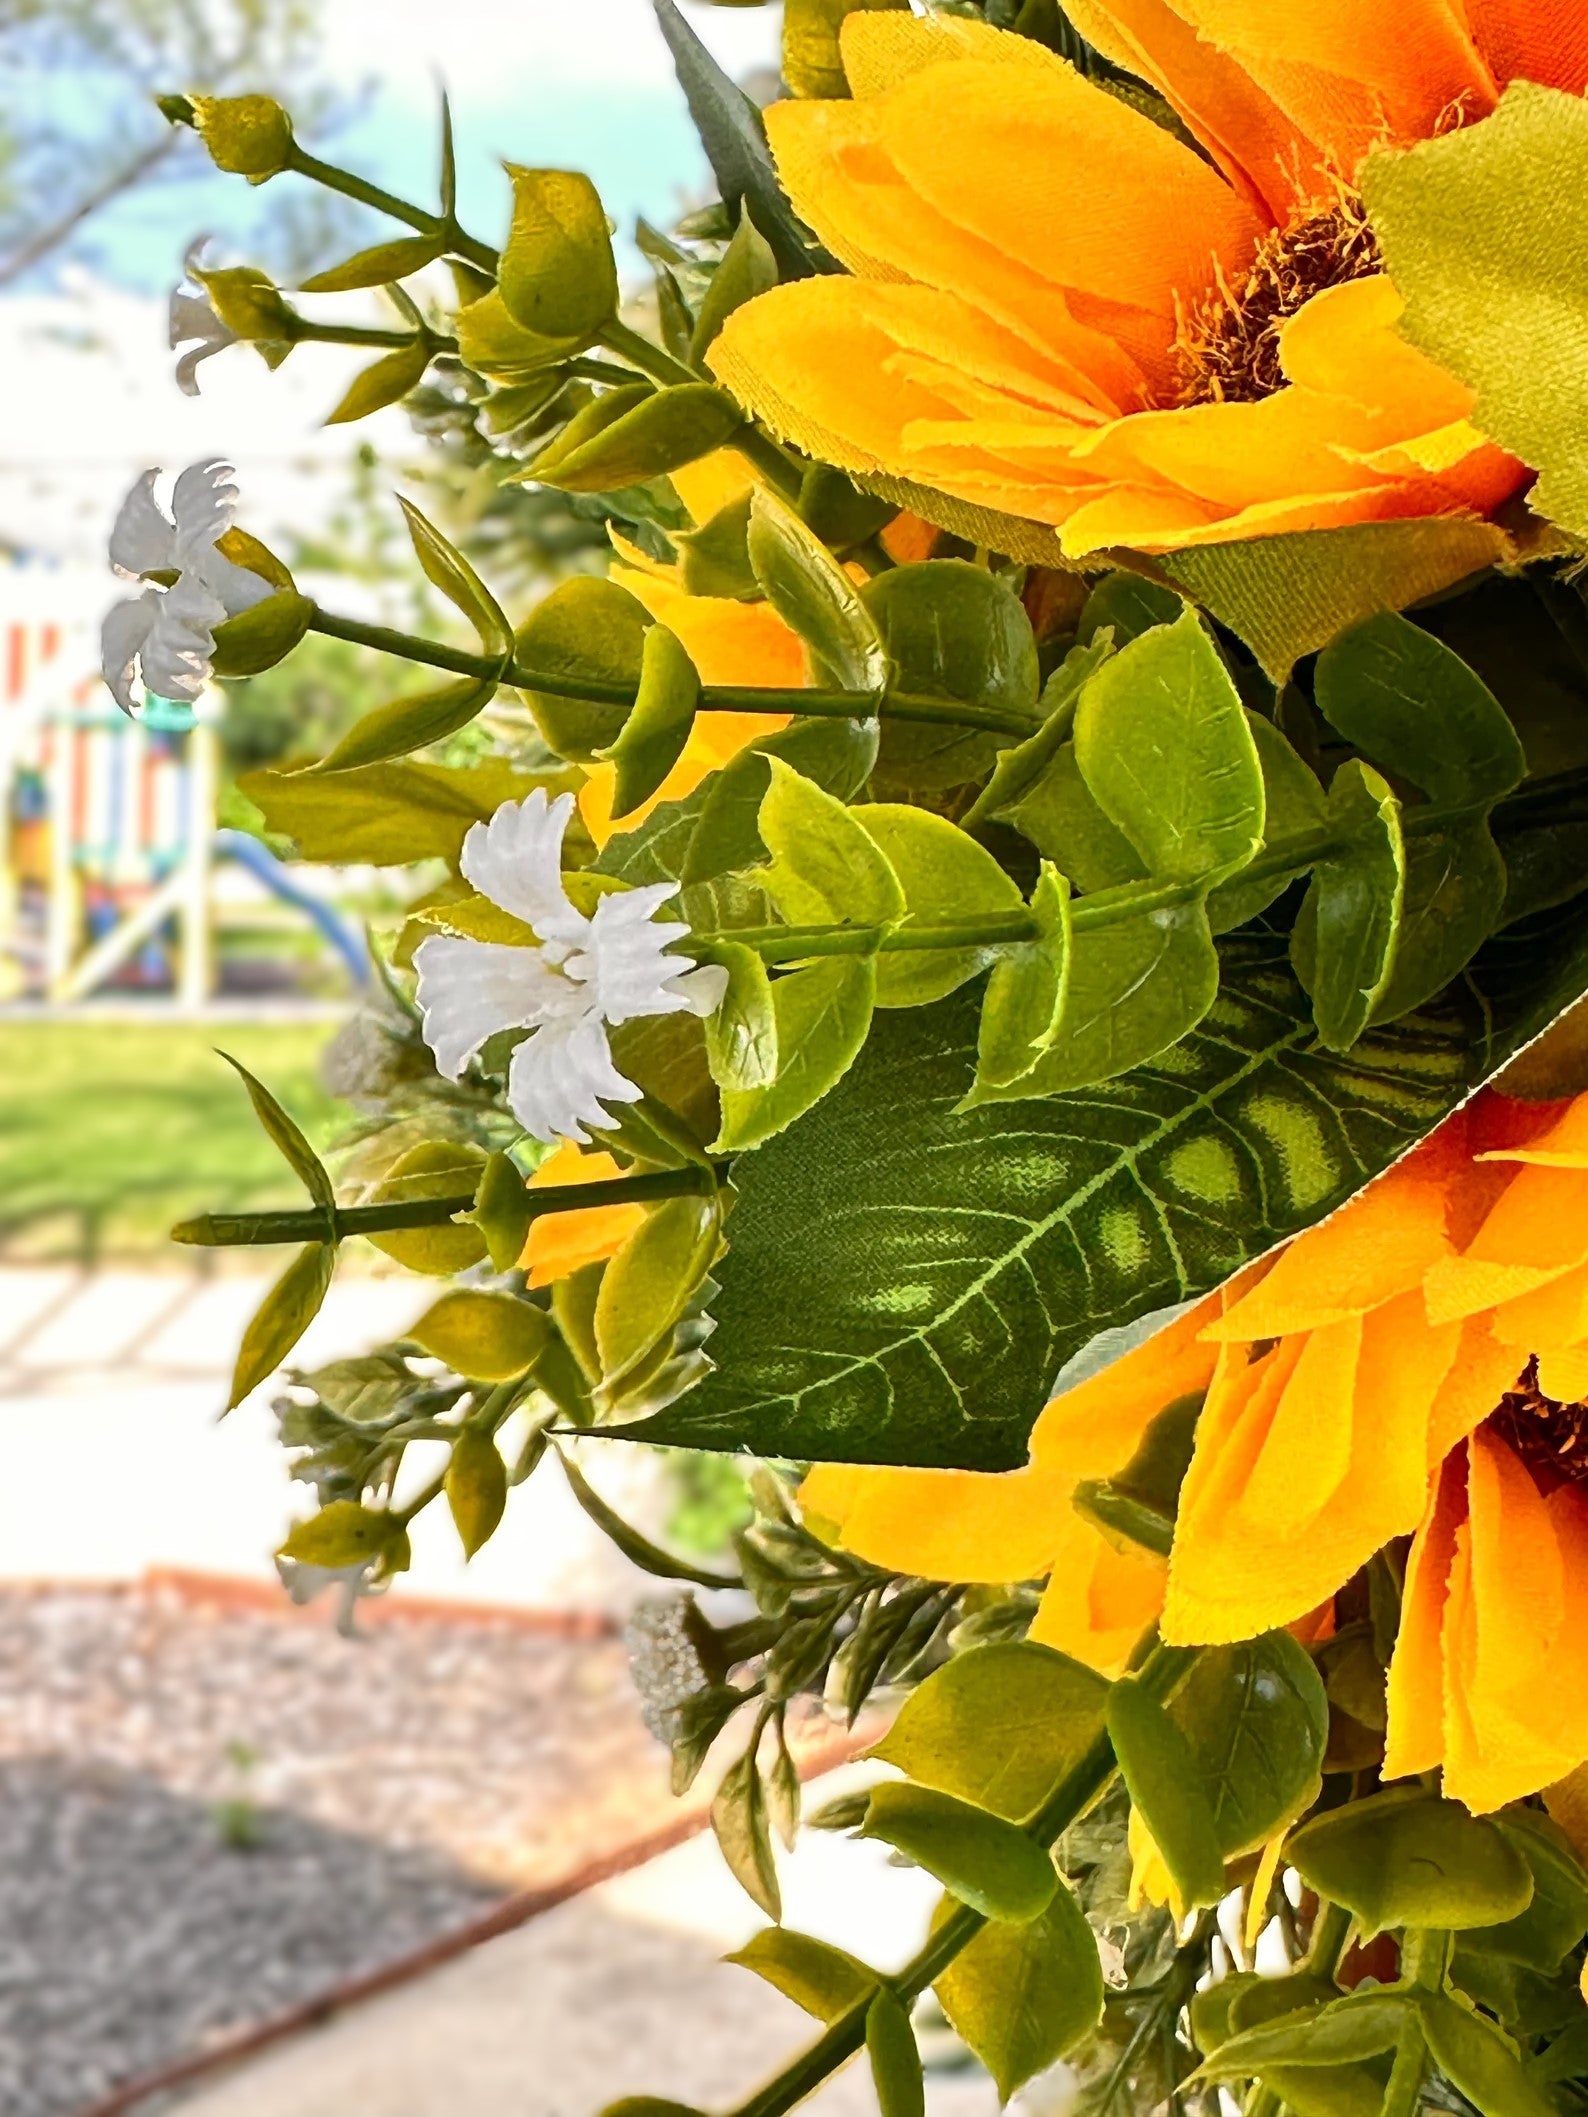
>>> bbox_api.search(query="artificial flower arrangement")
[107,3,1588,2114]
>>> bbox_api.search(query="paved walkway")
[167,1771,1001,2117]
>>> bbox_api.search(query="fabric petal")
[1466,0,1588,94]
[137,571,226,703]
[413,933,566,1079]
[521,1143,647,1288]
[460,789,588,947]
[1030,1293,1222,1481]
[1383,1448,1467,1780]
[798,1457,1075,1584]
[670,963,730,1018]
[507,1013,642,1146]
[108,470,175,578]
[170,458,240,564]
[1030,1505,1167,1673]
[99,595,158,715]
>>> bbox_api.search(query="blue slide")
[214,828,369,988]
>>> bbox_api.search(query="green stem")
[303,607,1039,736]
[695,913,1039,968]
[728,1641,1200,2117]
[1306,1900,1353,1982]
[1379,2017,1428,2117]
[293,319,457,353]
[286,143,498,273]
[171,1166,716,1250]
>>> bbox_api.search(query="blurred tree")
[0,0,349,287]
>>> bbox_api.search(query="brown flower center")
[1172,188,1380,407]
[1487,1355,1588,1491]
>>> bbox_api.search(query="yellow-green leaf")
[713,957,876,1152]
[1106,1676,1226,1912]
[311,673,500,773]
[598,623,700,820]
[184,93,293,181]
[860,1782,1058,1923]
[498,165,618,347]
[324,340,432,426]
[702,941,778,1093]
[594,1190,723,1396]
[526,383,744,495]
[300,235,445,293]
[230,1242,336,1410]
[782,0,909,97]
[397,497,513,658]
[748,489,888,695]
[445,1426,510,1558]
[866,1991,924,2117]
[757,757,904,929]
[725,1929,875,2021]
[217,1051,333,1211]
[516,575,646,761]
[238,759,570,865]
[410,1289,551,1381]
[855,805,1024,1008]
[280,1497,402,1568]
[366,1141,488,1275]
[934,1885,1104,2100]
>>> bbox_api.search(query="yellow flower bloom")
[805,1090,1588,1813]
[705,7,1587,555]
[520,1142,646,1287]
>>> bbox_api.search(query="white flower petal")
[169,288,231,353]
[173,345,209,398]
[507,1013,642,1146]
[413,933,571,1079]
[136,572,224,702]
[197,543,276,617]
[460,788,587,944]
[100,595,158,715]
[108,470,175,577]
[574,889,700,1025]
[171,458,240,561]
[670,962,730,1017]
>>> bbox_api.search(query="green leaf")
[972,900,1220,1103]
[279,1497,402,1568]
[311,673,501,773]
[782,0,909,98]
[757,758,904,929]
[1076,572,1184,648]
[516,575,649,760]
[527,382,745,494]
[1415,1991,1558,2117]
[410,1289,550,1382]
[1373,810,1507,1023]
[598,624,700,821]
[1004,745,1142,886]
[1161,516,1514,682]
[1207,714,1329,934]
[445,1426,509,1558]
[229,1241,336,1410]
[472,1150,533,1273]
[1364,82,1588,539]
[1287,1790,1535,1937]
[1073,610,1263,886]
[964,637,1114,830]
[366,1140,488,1276]
[397,496,513,659]
[1290,761,1405,1051]
[934,1885,1105,2100]
[209,589,314,679]
[860,1782,1058,1922]
[866,1991,925,2117]
[1106,1677,1226,1911]
[216,1052,333,1212]
[652,0,833,280]
[498,165,618,347]
[713,956,876,1153]
[455,287,576,378]
[1072,1391,1201,1557]
[872,1641,1109,1823]
[324,341,432,426]
[555,1448,735,1591]
[703,941,778,1092]
[1468,1814,1588,1973]
[724,1929,875,2021]
[712,1750,780,1918]
[300,234,446,293]
[863,561,1038,795]
[971,863,1072,1093]
[1168,1634,1328,1858]
[855,805,1026,1007]
[1264,2065,1398,2117]
[625,955,1476,1468]
[1315,613,1527,811]
[678,492,759,601]
[238,759,571,865]
[594,1191,723,1395]
[747,489,888,696]
[691,209,779,361]
[1197,1994,1411,2080]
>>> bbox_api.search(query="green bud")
[195,265,298,345]
[498,166,618,348]
[181,93,295,183]
[524,381,744,494]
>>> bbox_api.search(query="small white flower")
[169,240,237,395]
[414,788,728,1146]
[275,1555,383,1638]
[101,459,272,715]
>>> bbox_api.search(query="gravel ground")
[0,1582,698,2117]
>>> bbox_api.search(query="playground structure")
[1,570,366,1007]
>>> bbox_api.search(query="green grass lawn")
[0,1019,344,1263]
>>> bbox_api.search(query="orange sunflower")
[804,1089,1588,1814]
[707,6,1588,555]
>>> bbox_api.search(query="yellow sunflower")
[706,5,1588,555]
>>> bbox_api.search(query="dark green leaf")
[1288,1790,1535,1936]
[229,1242,336,1410]
[860,1782,1058,1922]
[1076,571,1185,648]
[1372,810,1507,1022]
[1461,1813,1588,1973]
[651,0,834,280]
[866,1991,925,2117]
[1291,761,1405,1051]
[725,1929,875,2021]
[872,1640,1110,1822]
[1071,1392,1201,1557]
[863,561,1038,795]
[1106,1677,1225,1911]
[748,490,887,696]
[935,1886,1105,2100]
[1315,613,1527,811]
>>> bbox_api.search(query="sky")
[51,0,786,295]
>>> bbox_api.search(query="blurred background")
[0,7,1003,2114]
